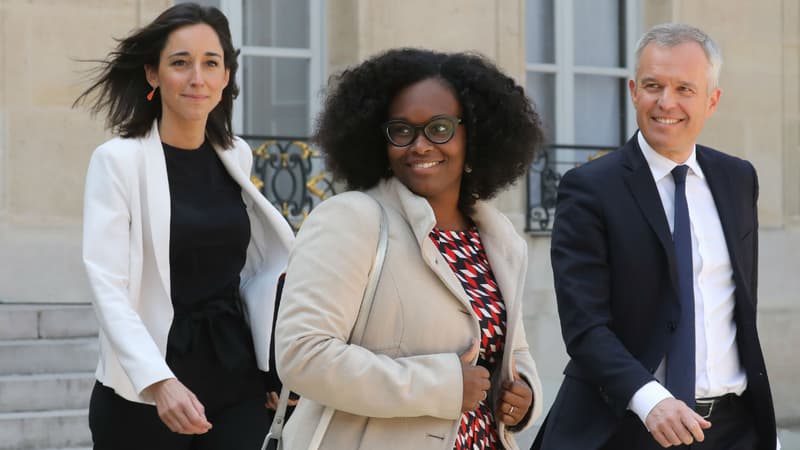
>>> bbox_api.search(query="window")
[526,0,638,147]
[525,0,639,232]
[178,0,325,137]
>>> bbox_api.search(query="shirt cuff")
[627,381,673,428]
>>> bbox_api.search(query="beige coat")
[275,177,543,450]
[82,121,294,403]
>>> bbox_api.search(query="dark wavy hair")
[313,48,543,215]
[73,3,240,149]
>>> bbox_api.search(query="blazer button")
[667,321,677,331]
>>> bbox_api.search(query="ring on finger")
[508,405,515,415]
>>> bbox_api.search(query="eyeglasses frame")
[382,115,463,147]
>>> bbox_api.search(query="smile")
[653,117,682,124]
[410,161,442,169]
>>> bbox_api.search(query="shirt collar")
[637,131,705,182]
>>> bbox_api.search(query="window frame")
[222,0,326,136]
[525,0,640,146]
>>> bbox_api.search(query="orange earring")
[146,87,157,101]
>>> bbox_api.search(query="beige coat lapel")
[471,201,528,383]
[472,201,526,316]
[380,179,526,315]
[385,179,476,313]
[378,178,528,374]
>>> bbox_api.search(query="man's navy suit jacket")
[533,134,776,450]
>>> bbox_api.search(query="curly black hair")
[313,48,543,215]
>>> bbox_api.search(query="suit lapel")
[696,148,753,308]
[142,121,172,299]
[214,145,251,197]
[215,144,272,219]
[214,142,295,261]
[621,136,679,289]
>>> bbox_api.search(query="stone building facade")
[1,0,797,432]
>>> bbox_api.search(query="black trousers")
[90,303,273,450]
[89,381,273,450]
[601,394,759,450]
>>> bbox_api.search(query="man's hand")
[646,398,711,447]
[145,378,212,435]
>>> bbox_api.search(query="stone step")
[0,409,91,450]
[0,304,97,341]
[0,338,97,375]
[0,373,94,413]
[36,448,91,450]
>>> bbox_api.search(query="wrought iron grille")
[526,144,615,234]
[243,135,336,231]
[244,136,613,234]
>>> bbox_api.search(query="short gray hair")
[634,23,722,90]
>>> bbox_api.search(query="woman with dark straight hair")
[75,3,294,449]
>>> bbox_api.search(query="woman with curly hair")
[75,3,293,449]
[275,48,544,450]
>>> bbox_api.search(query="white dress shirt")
[628,132,748,425]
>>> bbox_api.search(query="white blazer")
[82,121,294,404]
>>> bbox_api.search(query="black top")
[163,140,250,305]
[162,140,253,375]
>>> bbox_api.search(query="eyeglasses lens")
[424,119,455,143]
[387,123,415,146]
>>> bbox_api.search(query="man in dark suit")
[533,24,778,449]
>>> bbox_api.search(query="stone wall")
[0,0,171,302]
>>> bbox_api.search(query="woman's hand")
[145,378,212,434]
[495,358,533,427]
[459,338,491,412]
[265,391,300,410]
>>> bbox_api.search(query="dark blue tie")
[667,165,696,408]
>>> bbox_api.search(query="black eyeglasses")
[382,115,463,147]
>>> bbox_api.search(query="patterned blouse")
[429,227,507,450]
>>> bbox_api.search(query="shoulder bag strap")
[349,199,389,345]
[263,198,389,450]
[307,199,388,450]
[262,387,291,450]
